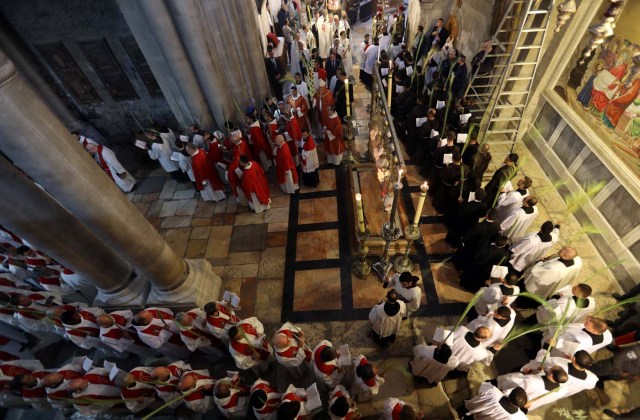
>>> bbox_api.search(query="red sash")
[111,313,129,327]
[391,403,403,420]
[357,357,376,387]
[314,345,337,375]
[221,391,241,409]
[96,145,114,180]
[84,373,113,385]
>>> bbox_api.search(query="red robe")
[227,158,242,197]
[191,149,223,191]
[324,114,346,156]
[248,121,271,159]
[314,87,335,128]
[316,67,327,82]
[591,63,628,112]
[285,117,301,158]
[207,140,224,163]
[275,143,299,185]
[288,94,310,132]
[233,139,254,161]
[301,134,317,168]
[241,162,271,205]
[605,79,640,127]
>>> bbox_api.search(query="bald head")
[274,333,289,349]
[177,312,194,328]
[96,314,114,328]
[133,310,152,326]
[179,373,197,392]
[558,246,577,261]
[150,367,171,382]
[474,326,492,341]
[215,381,230,399]
[274,134,286,146]
[67,378,88,393]
[46,306,67,320]
[42,373,64,389]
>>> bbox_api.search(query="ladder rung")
[484,141,516,145]
[489,117,522,122]
[500,91,529,95]
[505,77,534,81]
[495,104,526,109]
[498,28,546,33]
[515,45,542,50]
[487,129,519,134]
[474,74,502,79]
[494,62,538,67]
[487,53,512,57]
[473,84,500,88]
[527,10,550,15]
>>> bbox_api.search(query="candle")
[397,168,403,182]
[413,182,429,225]
[387,60,393,105]
[355,193,366,233]
[345,79,350,117]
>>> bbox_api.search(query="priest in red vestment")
[265,112,279,158]
[231,130,254,161]
[313,79,335,129]
[287,85,311,132]
[324,105,346,165]
[300,128,320,187]
[284,110,302,165]
[223,151,249,206]
[185,144,226,202]
[238,156,271,213]
[246,116,272,170]
[274,134,300,194]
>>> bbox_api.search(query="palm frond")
[500,323,547,346]
[594,296,640,317]
[515,291,555,313]
[533,179,568,196]
[443,290,484,343]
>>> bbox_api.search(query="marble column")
[0,156,145,305]
[115,0,215,129]
[0,50,220,305]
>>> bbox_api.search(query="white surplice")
[410,343,459,383]
[509,228,559,272]
[524,256,583,298]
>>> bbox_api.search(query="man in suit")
[428,18,449,49]
[324,51,342,87]
[265,45,285,101]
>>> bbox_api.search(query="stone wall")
[0,0,176,143]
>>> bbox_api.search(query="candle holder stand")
[353,228,371,278]
[372,181,403,281]
[393,223,421,273]
[342,115,357,165]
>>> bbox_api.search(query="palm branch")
[500,323,548,346]
[443,290,484,343]
[515,291,556,313]
[593,296,640,317]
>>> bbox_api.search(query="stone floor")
[115,19,640,420]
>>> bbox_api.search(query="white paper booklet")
[460,113,472,124]
[430,129,439,138]
[306,383,323,411]
[443,153,453,165]
[433,327,454,346]
[223,290,241,309]
[170,151,182,162]
[456,133,468,144]
[503,180,514,193]
[337,344,351,367]
[436,100,446,110]
[490,265,508,279]
[134,140,147,150]
[416,117,428,127]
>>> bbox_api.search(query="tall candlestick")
[413,182,429,225]
[345,79,350,117]
[387,60,393,105]
[397,168,403,184]
[355,193,365,233]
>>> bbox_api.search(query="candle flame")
[355,193,362,200]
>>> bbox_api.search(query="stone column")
[115,0,215,129]
[0,50,220,305]
[0,156,146,305]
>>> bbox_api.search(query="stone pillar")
[0,50,220,305]
[115,0,215,129]
[0,156,146,305]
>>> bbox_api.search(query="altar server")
[151,361,189,409]
[450,326,494,371]
[228,317,273,371]
[313,340,344,387]
[239,156,272,213]
[409,342,459,384]
[213,373,250,418]
[83,142,136,193]
[369,290,406,346]
[185,143,226,202]
[499,196,539,242]
[509,221,560,273]
[132,308,190,359]
[67,366,122,416]
[464,383,528,419]
[523,246,583,298]
[250,378,282,419]
[497,365,568,411]
[179,369,215,413]
[273,322,311,379]
[467,305,516,348]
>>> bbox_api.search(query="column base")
[94,273,150,308]
[146,259,222,307]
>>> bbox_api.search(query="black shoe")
[613,293,626,301]
[603,409,617,418]
[606,344,619,352]
[382,281,389,288]
[596,380,605,390]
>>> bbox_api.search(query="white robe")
[148,140,179,173]
[155,361,189,409]
[500,206,539,242]
[369,300,406,338]
[523,356,598,399]
[494,190,528,225]
[509,228,559,272]
[524,257,583,298]
[475,283,519,315]
[177,153,195,182]
[312,340,344,387]
[548,323,613,356]
[467,308,516,348]
[177,308,214,352]
[389,275,422,315]
[250,379,281,420]
[464,382,528,420]
[121,366,156,413]
[317,16,333,58]
[95,146,136,192]
[364,45,380,74]
[383,398,411,420]
[228,317,272,370]
[352,355,385,399]
[339,37,352,77]
[410,343,459,383]
[62,307,102,350]
[132,308,190,359]
[274,322,308,368]
[497,371,566,411]
[214,376,248,418]
[183,370,215,414]
[379,34,392,53]
[536,287,595,325]
[72,368,121,416]
[451,327,494,371]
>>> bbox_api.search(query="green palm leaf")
[593,296,640,317]
[443,290,484,343]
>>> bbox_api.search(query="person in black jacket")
[265,46,285,101]
[460,235,511,292]
[452,208,500,271]
[484,153,519,206]
[428,18,449,49]
[445,188,488,246]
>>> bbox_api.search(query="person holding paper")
[522,350,598,399]
[464,383,528,419]
[534,284,595,325]
[483,153,519,205]
[386,272,422,319]
[509,221,560,274]
[238,155,272,214]
[203,300,240,343]
[416,109,440,174]
[352,355,385,399]
[499,196,539,242]
[67,366,123,416]
[474,273,520,315]
[328,385,357,420]
[173,139,196,186]
[228,317,273,371]
[185,143,226,202]
[175,308,219,354]
[497,365,568,411]
[287,85,311,133]
[451,55,468,99]
[459,235,511,293]
[144,130,184,181]
[452,208,500,272]
[250,378,282,419]
[274,134,300,194]
[284,110,302,166]
[369,290,406,346]
[180,369,216,414]
[42,359,84,409]
[433,152,469,217]
[362,36,380,89]
[313,340,344,388]
[247,115,273,171]
[131,307,191,360]
[467,305,516,349]
[494,177,533,225]
[523,246,583,299]
[273,322,312,379]
[278,384,311,419]
[213,373,250,418]
[405,95,428,153]
[323,105,346,165]
[450,326,494,371]
[384,398,423,420]
[410,341,459,385]
[118,366,157,413]
[428,130,457,197]
[97,310,157,358]
[444,188,488,248]
[82,142,136,193]
[150,361,190,409]
[543,317,612,357]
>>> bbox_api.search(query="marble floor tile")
[236,277,258,319]
[133,202,150,215]
[298,196,338,224]
[270,195,290,208]
[235,212,267,225]
[295,229,339,261]
[264,207,289,224]
[420,223,452,255]
[190,226,211,240]
[175,199,198,216]
[175,182,193,191]
[159,179,178,200]
[135,176,166,194]
[255,278,284,324]
[301,169,337,193]
[164,227,191,257]
[159,201,179,217]
[147,216,162,230]
[147,201,164,217]
[293,268,342,311]
[214,203,227,214]
[185,239,207,259]
[352,271,387,309]
[142,193,160,203]
[194,201,216,218]
[220,277,242,296]
[205,225,233,259]
[267,222,288,232]
[266,231,287,247]
[227,251,261,265]
[229,224,267,252]
[173,189,195,200]
[191,217,215,227]
[431,262,474,304]
[223,264,259,280]
[221,214,236,225]
[258,246,286,279]
[161,216,192,228]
